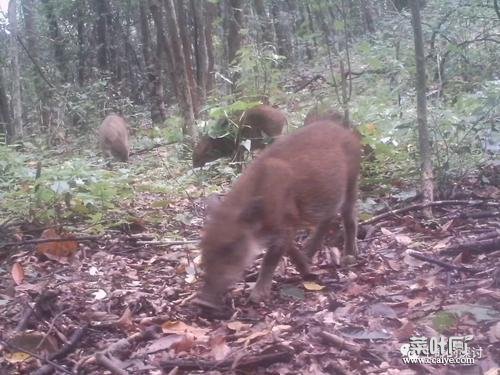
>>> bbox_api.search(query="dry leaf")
[116,306,134,331]
[209,335,231,360]
[303,281,325,291]
[161,321,209,341]
[11,263,25,285]
[37,228,78,262]
[227,321,251,332]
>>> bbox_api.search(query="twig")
[0,339,72,374]
[361,200,499,225]
[293,74,325,93]
[130,141,178,156]
[407,250,479,273]
[159,348,293,371]
[440,237,500,256]
[137,239,199,246]
[33,326,87,375]
[15,290,58,332]
[1,235,101,248]
[95,352,128,375]
[317,331,361,353]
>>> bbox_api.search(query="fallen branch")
[440,237,500,256]
[159,348,293,371]
[317,330,362,353]
[0,339,71,374]
[33,326,87,375]
[136,239,199,247]
[130,141,178,156]
[293,74,325,93]
[84,326,160,374]
[361,200,499,225]
[407,250,479,273]
[1,235,101,248]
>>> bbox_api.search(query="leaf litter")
[1,154,500,374]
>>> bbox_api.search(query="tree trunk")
[8,0,23,141]
[175,0,199,115]
[271,1,292,60]
[226,0,243,65]
[163,0,197,142]
[191,0,209,103]
[42,0,67,79]
[139,2,166,123]
[94,0,109,71]
[205,1,217,93]
[76,0,86,86]
[0,70,12,140]
[410,0,434,217]
[253,0,273,44]
[149,0,178,104]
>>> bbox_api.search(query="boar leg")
[287,244,311,276]
[250,232,290,302]
[342,189,358,256]
[304,219,333,260]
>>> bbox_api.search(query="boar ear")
[239,197,264,223]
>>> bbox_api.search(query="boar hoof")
[342,254,357,265]
[249,286,271,303]
[192,296,223,311]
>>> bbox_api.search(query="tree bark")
[204,1,217,93]
[8,0,23,141]
[226,0,243,65]
[139,1,166,123]
[191,0,209,102]
[0,70,12,140]
[163,0,197,142]
[94,0,109,71]
[253,0,273,44]
[410,0,434,218]
[42,0,67,79]
[76,0,86,86]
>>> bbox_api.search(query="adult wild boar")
[192,104,286,167]
[195,118,361,309]
[98,114,130,162]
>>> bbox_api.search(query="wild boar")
[192,135,236,168]
[195,118,361,310]
[192,104,286,167]
[98,114,130,162]
[304,106,347,127]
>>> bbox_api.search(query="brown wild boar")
[192,104,286,167]
[304,106,347,126]
[195,118,361,309]
[98,114,130,162]
[192,136,236,168]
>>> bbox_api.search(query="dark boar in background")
[192,104,286,167]
[98,114,130,162]
[195,118,361,310]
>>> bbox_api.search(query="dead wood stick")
[317,331,362,353]
[293,74,325,93]
[15,290,59,332]
[95,353,128,375]
[136,239,199,246]
[33,326,87,375]
[447,211,500,220]
[130,141,178,156]
[159,349,293,371]
[1,235,101,248]
[0,339,72,374]
[441,237,500,255]
[407,251,479,273]
[361,200,499,225]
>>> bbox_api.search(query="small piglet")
[195,118,361,310]
[98,114,130,162]
[192,105,286,167]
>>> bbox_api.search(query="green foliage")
[0,154,133,230]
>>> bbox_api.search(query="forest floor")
[1,145,500,374]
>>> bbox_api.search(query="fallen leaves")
[36,228,79,263]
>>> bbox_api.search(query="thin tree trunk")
[8,0,23,141]
[42,0,67,79]
[191,0,208,103]
[205,1,217,93]
[0,70,12,141]
[410,0,434,218]
[140,2,166,123]
[227,0,243,65]
[76,0,86,86]
[163,0,197,142]
[254,0,273,44]
[94,0,109,71]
